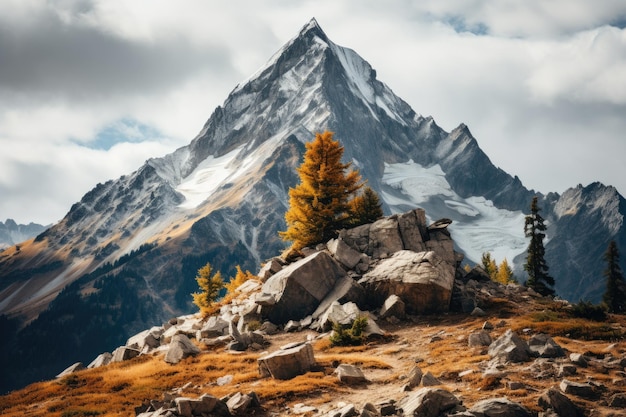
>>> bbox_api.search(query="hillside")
[1,290,625,417]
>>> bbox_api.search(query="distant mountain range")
[0,219,47,250]
[1,18,624,393]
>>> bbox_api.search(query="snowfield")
[382,160,527,266]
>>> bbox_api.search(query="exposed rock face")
[359,251,455,314]
[256,251,346,324]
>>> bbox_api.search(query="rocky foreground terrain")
[2,209,625,416]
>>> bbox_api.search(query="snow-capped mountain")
[1,18,624,392]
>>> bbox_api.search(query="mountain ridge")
[1,18,624,393]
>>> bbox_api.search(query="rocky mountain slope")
[1,18,625,393]
[2,209,625,416]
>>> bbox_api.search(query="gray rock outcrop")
[256,251,347,323]
[359,251,455,314]
[164,334,201,364]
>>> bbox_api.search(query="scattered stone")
[361,402,379,417]
[226,391,257,415]
[126,327,163,353]
[56,362,85,378]
[87,352,112,369]
[257,258,283,282]
[284,319,301,332]
[569,353,588,367]
[379,294,406,320]
[258,342,316,380]
[335,364,367,384]
[293,403,318,414]
[471,307,486,317]
[405,365,423,389]
[468,330,492,347]
[111,346,141,363]
[482,321,494,330]
[557,364,577,377]
[164,334,200,364]
[398,387,461,417]
[216,374,233,386]
[508,381,525,390]
[469,397,532,417]
[197,316,230,339]
[559,379,597,399]
[608,392,626,408]
[528,333,565,358]
[488,329,531,363]
[538,387,584,417]
[420,371,441,386]
[327,237,363,269]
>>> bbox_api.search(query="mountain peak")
[300,17,326,39]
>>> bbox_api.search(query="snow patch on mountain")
[381,160,527,265]
[176,147,242,209]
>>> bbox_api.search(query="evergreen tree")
[280,131,363,249]
[348,186,384,226]
[524,196,555,296]
[191,263,224,315]
[602,240,626,313]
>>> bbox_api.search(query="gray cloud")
[0,3,234,101]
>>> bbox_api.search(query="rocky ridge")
[32,209,626,417]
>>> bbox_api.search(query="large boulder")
[396,209,428,252]
[468,397,532,417]
[398,387,461,417]
[315,301,362,332]
[339,216,404,259]
[164,334,201,364]
[311,275,366,321]
[256,251,346,324]
[538,388,584,417]
[126,326,163,353]
[358,251,455,314]
[488,330,532,363]
[258,342,316,380]
[528,333,565,358]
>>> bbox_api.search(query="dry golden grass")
[2,296,625,417]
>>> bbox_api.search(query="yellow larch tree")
[191,262,224,316]
[280,131,363,249]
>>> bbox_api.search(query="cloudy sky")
[1,0,625,225]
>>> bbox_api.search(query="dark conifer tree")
[602,240,626,313]
[348,186,384,226]
[524,196,555,296]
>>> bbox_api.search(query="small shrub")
[246,320,261,332]
[571,300,608,322]
[329,317,368,347]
